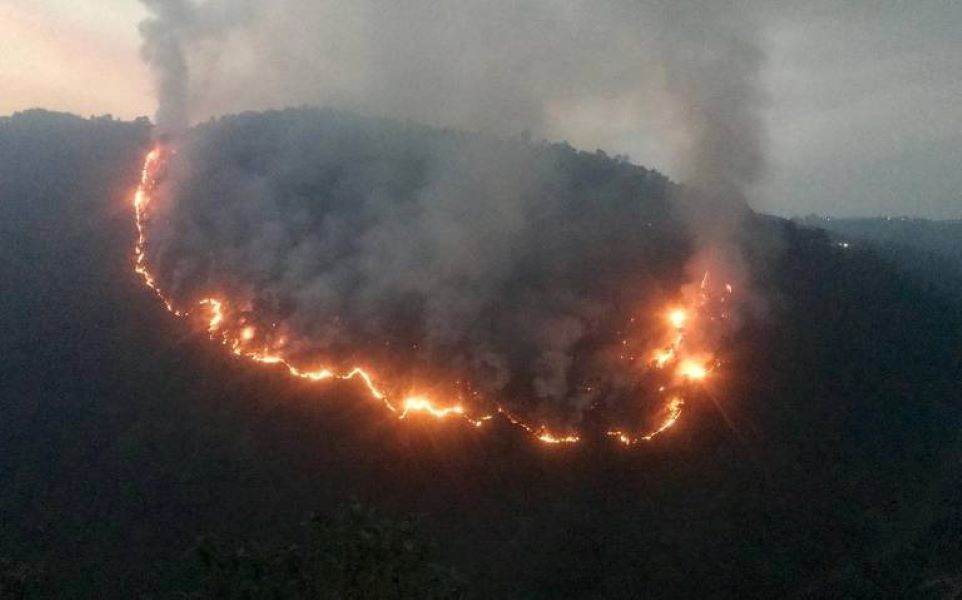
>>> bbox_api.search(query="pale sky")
[1,0,960,219]
[0,1,153,118]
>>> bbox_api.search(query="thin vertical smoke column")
[139,0,194,137]
[653,1,769,283]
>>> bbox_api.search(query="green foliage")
[189,504,464,599]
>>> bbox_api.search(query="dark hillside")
[796,216,962,300]
[1,110,960,597]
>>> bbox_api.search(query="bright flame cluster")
[132,145,726,446]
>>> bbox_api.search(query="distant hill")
[1,109,960,598]
[796,215,962,299]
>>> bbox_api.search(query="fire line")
[132,145,729,446]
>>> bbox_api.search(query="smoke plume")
[140,1,767,193]
[139,0,251,136]
[139,1,771,426]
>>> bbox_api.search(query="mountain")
[1,109,960,598]
[796,215,962,300]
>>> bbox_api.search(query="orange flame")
[653,348,676,368]
[400,397,466,419]
[131,145,727,447]
[677,359,710,381]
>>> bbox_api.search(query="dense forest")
[1,110,961,598]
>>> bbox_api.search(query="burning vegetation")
[6,110,962,597]
[133,0,768,448]
[132,112,740,446]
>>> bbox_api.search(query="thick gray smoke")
[150,110,689,423]
[139,1,767,195]
[139,0,770,424]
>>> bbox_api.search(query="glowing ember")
[677,359,709,381]
[198,298,224,332]
[131,145,729,447]
[400,397,466,419]
[668,308,687,329]
[642,397,685,441]
[537,433,581,445]
[653,348,676,368]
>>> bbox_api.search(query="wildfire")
[131,145,729,447]
[400,397,466,419]
[653,348,676,368]
[133,147,181,315]
[677,359,711,382]
[537,432,582,445]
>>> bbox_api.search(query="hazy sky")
[2,0,959,219]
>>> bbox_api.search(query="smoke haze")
[138,0,771,424]
[150,110,693,423]
[139,0,767,195]
[139,0,252,135]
